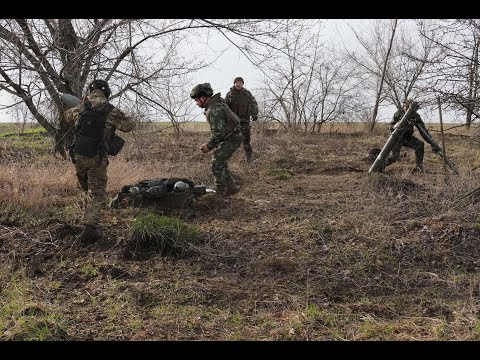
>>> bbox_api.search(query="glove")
[251,116,258,121]
[200,143,211,153]
[431,144,441,153]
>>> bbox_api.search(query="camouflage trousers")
[239,118,252,153]
[74,154,109,228]
[211,131,243,189]
[385,135,425,167]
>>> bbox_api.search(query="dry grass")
[1,121,480,340]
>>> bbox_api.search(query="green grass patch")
[266,168,294,180]
[125,213,203,259]
[0,270,69,340]
[0,125,47,137]
[0,125,52,154]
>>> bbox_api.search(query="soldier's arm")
[207,107,227,149]
[413,112,425,127]
[248,90,259,117]
[64,107,79,126]
[389,111,399,131]
[108,107,134,133]
[414,114,437,148]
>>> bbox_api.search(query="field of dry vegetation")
[1,120,480,341]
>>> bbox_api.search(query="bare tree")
[260,20,361,131]
[339,19,443,129]
[369,19,397,132]
[260,20,322,129]
[0,19,299,157]
[342,19,400,132]
[418,19,480,128]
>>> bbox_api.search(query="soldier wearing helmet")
[384,98,437,172]
[88,79,111,99]
[225,77,259,163]
[64,78,134,243]
[191,83,243,197]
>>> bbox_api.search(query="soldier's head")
[233,76,244,90]
[402,99,419,111]
[190,83,214,108]
[89,79,111,98]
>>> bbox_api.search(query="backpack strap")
[96,102,114,161]
[98,102,115,115]
[68,99,93,163]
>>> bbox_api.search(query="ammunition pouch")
[107,134,125,156]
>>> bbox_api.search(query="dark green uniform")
[203,93,243,194]
[64,89,134,230]
[385,108,426,169]
[225,87,258,162]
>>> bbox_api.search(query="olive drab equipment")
[223,102,242,129]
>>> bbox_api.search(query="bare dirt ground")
[1,122,480,340]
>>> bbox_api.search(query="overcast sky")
[191,19,359,101]
[0,19,390,123]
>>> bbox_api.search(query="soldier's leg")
[384,142,402,167]
[212,134,242,196]
[224,133,243,195]
[211,150,227,196]
[405,136,424,169]
[241,121,253,162]
[83,156,108,230]
[74,158,89,192]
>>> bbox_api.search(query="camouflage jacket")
[203,93,240,149]
[225,86,258,119]
[389,109,425,136]
[64,90,134,150]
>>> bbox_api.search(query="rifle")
[415,122,459,175]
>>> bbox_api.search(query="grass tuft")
[125,213,202,259]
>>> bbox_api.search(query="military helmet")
[234,76,244,84]
[190,83,214,99]
[403,98,419,110]
[89,79,111,98]
[174,181,189,192]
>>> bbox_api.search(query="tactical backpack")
[72,100,123,158]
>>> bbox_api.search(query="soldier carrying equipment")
[67,99,124,163]
[369,100,458,174]
[71,100,114,159]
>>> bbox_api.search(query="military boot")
[225,176,240,196]
[79,225,102,244]
[411,160,424,173]
[214,186,227,198]
[244,146,253,163]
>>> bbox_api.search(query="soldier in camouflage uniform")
[190,83,243,197]
[385,99,437,172]
[64,79,134,243]
[225,77,258,163]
